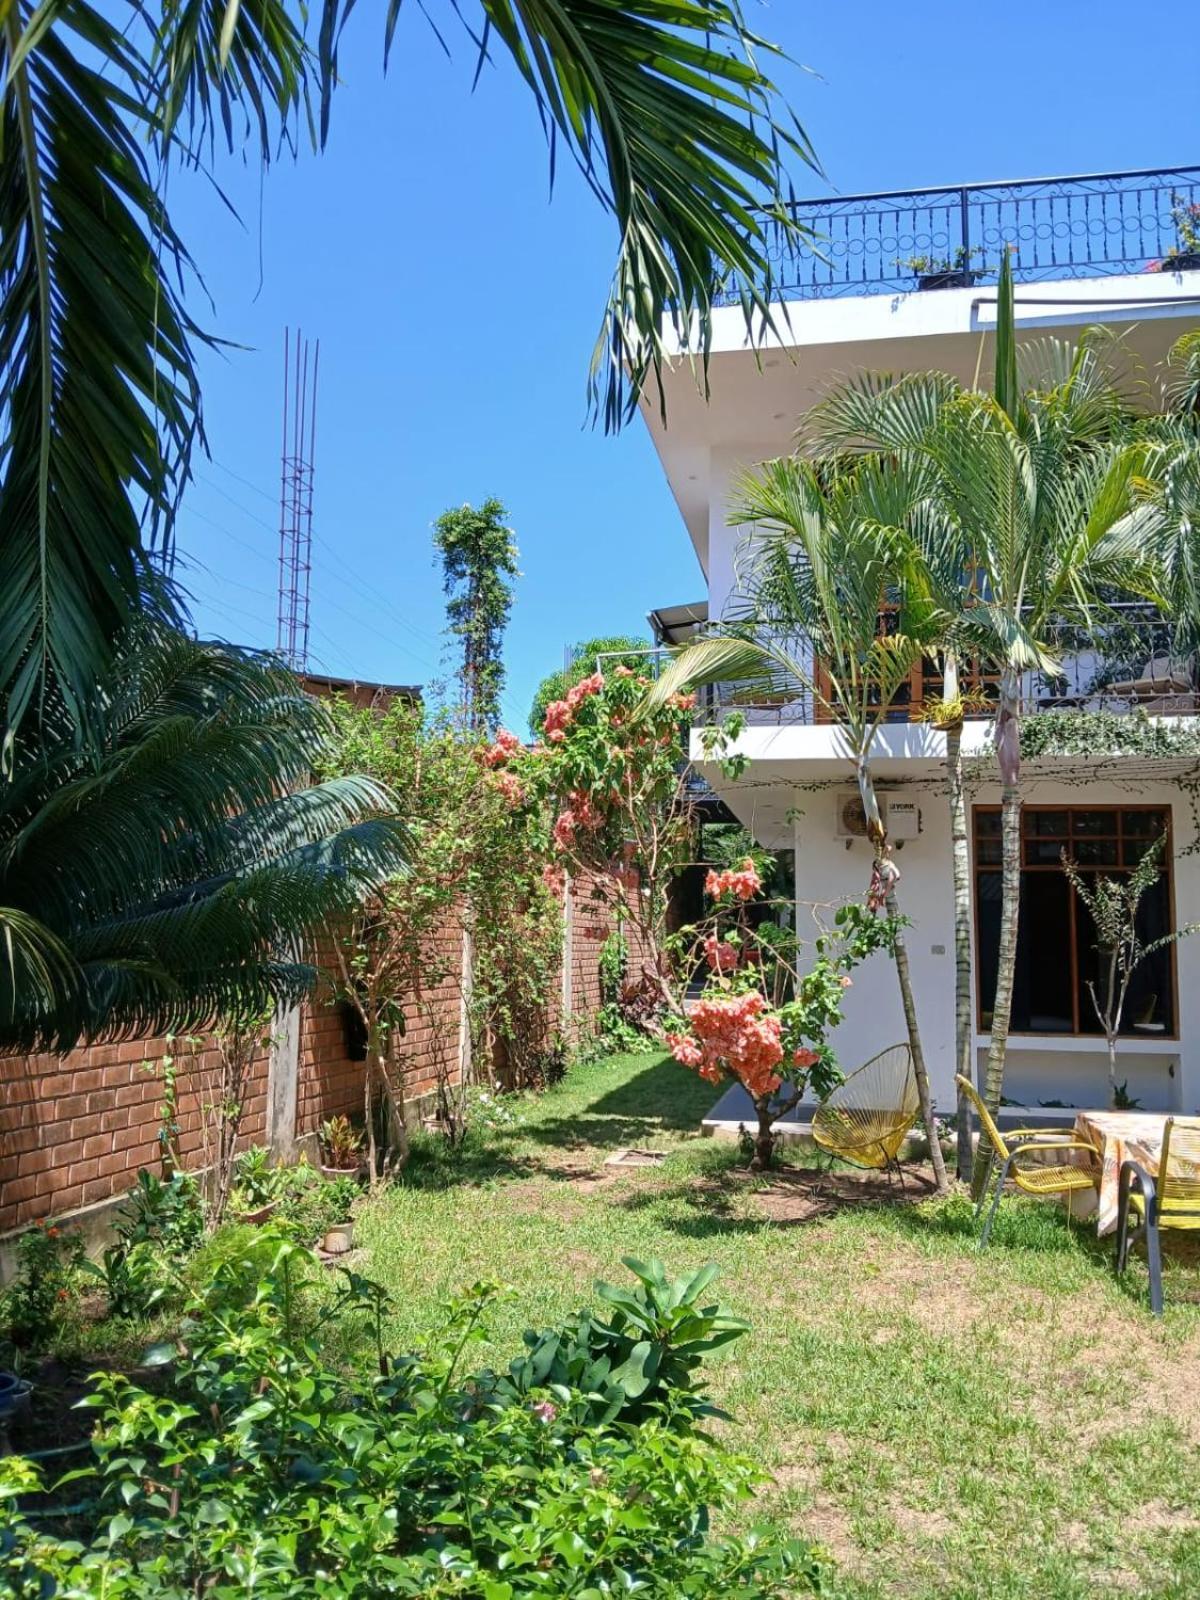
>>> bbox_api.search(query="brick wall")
[0,878,631,1238]
[0,1036,269,1237]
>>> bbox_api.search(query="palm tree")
[646,454,950,1192]
[0,628,408,1053]
[810,258,1159,1192]
[0,0,815,741]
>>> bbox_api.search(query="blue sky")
[171,1,1198,734]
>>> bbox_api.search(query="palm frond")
[0,629,410,1052]
[458,0,818,430]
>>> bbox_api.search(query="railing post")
[960,186,971,265]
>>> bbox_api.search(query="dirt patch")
[887,1499,953,1542]
[740,1164,940,1226]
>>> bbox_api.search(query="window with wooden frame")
[973,805,1176,1037]
[812,609,1000,725]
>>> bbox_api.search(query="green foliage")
[114,1170,203,1257]
[434,498,520,734]
[320,693,562,1112]
[0,1238,823,1598]
[1020,708,1200,760]
[1,0,812,741]
[83,1241,168,1321]
[529,635,649,738]
[275,1171,360,1246]
[3,1221,86,1348]
[0,629,409,1053]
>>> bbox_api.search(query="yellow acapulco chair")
[1116,1116,1200,1316]
[812,1044,921,1180]
[955,1075,1099,1247]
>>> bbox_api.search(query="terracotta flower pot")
[321,1221,354,1255]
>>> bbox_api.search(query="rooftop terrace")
[721,165,1200,303]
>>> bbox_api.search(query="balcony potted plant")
[1148,195,1200,273]
[319,1115,365,1178]
[896,245,986,291]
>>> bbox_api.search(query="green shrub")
[0,1237,829,1597]
[3,1221,87,1349]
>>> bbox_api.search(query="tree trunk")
[854,751,947,1193]
[972,672,1022,1198]
[946,715,974,1181]
[885,886,949,1193]
[751,1093,776,1171]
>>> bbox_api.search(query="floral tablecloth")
[1073,1110,1169,1236]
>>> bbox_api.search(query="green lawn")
[352,1051,1200,1600]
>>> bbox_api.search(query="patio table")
[1072,1110,1170,1236]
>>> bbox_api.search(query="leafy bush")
[3,1221,87,1348]
[115,1170,204,1255]
[0,1238,830,1597]
[82,1240,167,1321]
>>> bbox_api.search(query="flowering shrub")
[491,665,705,1027]
[320,697,563,1167]
[3,1219,86,1347]
[704,858,762,902]
[666,864,902,1168]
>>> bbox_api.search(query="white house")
[640,167,1200,1120]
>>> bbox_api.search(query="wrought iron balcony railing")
[719,166,1200,303]
[627,606,1196,731]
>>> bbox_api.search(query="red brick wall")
[295,912,466,1137]
[0,878,635,1236]
[0,1036,270,1236]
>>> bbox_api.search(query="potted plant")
[896,245,987,291]
[1148,195,1200,273]
[319,1116,365,1178]
[317,1175,361,1255]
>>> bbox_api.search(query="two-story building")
[641,166,1200,1121]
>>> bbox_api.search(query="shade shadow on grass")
[396,1129,536,1191]
[519,1054,716,1153]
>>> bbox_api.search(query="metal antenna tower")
[277,327,319,670]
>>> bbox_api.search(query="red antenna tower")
[277,327,319,670]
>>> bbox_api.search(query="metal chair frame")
[812,1044,920,1185]
[954,1075,1100,1248]
[1115,1116,1200,1316]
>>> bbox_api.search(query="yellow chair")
[954,1074,1099,1247]
[812,1044,920,1177]
[1116,1116,1200,1316]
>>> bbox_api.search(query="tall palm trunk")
[856,756,949,1193]
[942,657,974,1181]
[971,669,1022,1197]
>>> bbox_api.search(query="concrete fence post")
[561,874,574,1024]
[266,1001,301,1163]
[458,910,475,1088]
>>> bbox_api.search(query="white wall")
[793,784,956,1107]
[788,775,1200,1116]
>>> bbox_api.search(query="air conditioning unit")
[888,799,921,839]
[833,794,921,840]
[834,793,883,839]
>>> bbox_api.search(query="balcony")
[720,166,1200,304]
[641,605,1197,730]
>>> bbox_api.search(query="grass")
[349,1049,1200,1600]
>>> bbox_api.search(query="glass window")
[974,806,1174,1036]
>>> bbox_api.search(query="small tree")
[433,499,520,735]
[1062,836,1198,1106]
[665,868,903,1170]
